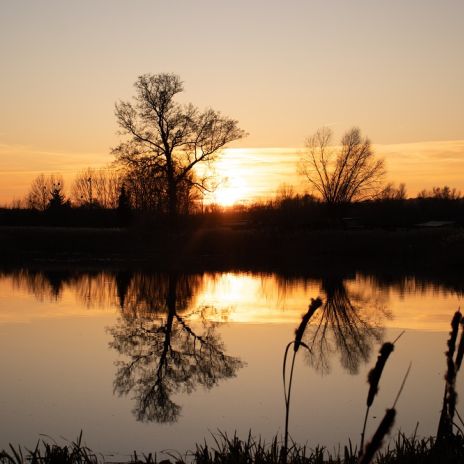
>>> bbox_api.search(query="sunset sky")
[1,0,463,205]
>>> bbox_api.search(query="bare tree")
[300,127,385,204]
[112,73,246,222]
[121,160,200,214]
[71,168,122,208]
[417,185,461,200]
[377,183,407,200]
[275,183,295,205]
[26,173,64,211]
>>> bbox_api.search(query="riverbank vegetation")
[1,431,464,464]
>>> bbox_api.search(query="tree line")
[2,72,463,228]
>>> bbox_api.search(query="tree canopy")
[300,127,385,205]
[112,73,246,221]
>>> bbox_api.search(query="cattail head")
[447,310,461,360]
[359,408,396,464]
[454,320,464,372]
[438,310,462,441]
[294,297,322,352]
[366,342,394,407]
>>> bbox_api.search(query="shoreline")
[1,225,463,271]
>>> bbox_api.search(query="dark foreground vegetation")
[1,431,464,464]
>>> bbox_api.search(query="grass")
[1,431,464,464]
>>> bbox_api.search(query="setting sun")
[213,176,248,206]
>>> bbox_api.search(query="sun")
[213,176,248,206]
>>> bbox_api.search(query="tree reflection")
[108,273,244,423]
[304,276,388,375]
[8,269,76,301]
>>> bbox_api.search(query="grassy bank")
[2,431,464,464]
[0,226,463,273]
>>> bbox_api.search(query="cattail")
[366,342,394,407]
[360,334,403,452]
[437,310,462,441]
[293,297,322,352]
[454,320,464,372]
[447,311,461,361]
[358,408,396,464]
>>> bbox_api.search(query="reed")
[358,364,411,464]
[455,318,464,372]
[359,331,404,452]
[437,310,463,442]
[359,408,396,464]
[282,297,323,463]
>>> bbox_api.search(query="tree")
[377,182,407,200]
[112,73,246,223]
[417,185,461,200]
[71,168,122,208]
[48,186,66,210]
[26,174,64,211]
[116,184,132,225]
[300,127,385,205]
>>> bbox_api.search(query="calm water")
[0,270,462,459]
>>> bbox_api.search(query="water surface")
[0,270,462,459]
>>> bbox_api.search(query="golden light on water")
[0,271,461,330]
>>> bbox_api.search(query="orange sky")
[1,141,464,205]
[1,1,463,205]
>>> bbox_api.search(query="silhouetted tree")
[121,162,200,215]
[377,183,407,201]
[112,73,246,223]
[108,273,244,422]
[116,184,132,225]
[26,174,64,211]
[47,185,66,210]
[417,185,461,200]
[300,127,385,205]
[71,168,122,208]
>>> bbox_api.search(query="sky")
[1,0,463,204]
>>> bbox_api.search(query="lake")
[0,269,462,460]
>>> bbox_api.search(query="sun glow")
[213,176,249,206]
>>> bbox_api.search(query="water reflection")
[108,273,244,423]
[1,267,462,417]
[304,277,390,375]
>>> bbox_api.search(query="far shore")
[1,225,463,277]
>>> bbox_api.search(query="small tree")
[47,186,66,210]
[26,174,64,211]
[112,73,246,223]
[300,127,385,205]
[117,184,132,225]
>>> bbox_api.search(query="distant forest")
[0,168,462,230]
